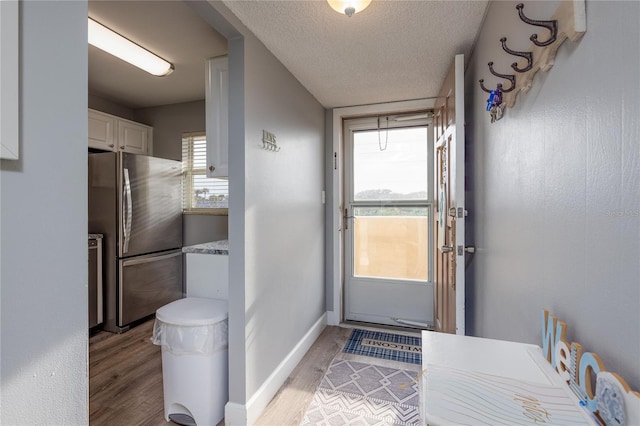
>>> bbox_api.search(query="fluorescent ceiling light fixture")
[88,18,174,77]
[327,0,372,17]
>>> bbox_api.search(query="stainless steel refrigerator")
[89,152,183,333]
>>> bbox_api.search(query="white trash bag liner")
[152,319,228,355]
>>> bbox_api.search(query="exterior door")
[434,54,466,335]
[344,115,434,327]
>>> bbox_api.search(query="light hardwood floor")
[90,319,170,426]
[89,320,349,426]
[254,326,352,425]
[90,320,416,425]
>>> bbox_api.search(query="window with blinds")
[182,132,228,212]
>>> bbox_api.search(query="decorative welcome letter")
[540,309,640,424]
[554,340,571,382]
[541,309,567,368]
[578,352,605,412]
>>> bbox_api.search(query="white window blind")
[182,132,228,211]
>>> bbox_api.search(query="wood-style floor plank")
[254,326,352,426]
[90,322,352,426]
[89,319,171,426]
[90,320,415,426]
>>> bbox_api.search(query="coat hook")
[488,61,516,92]
[516,3,558,47]
[500,37,533,73]
[479,79,492,93]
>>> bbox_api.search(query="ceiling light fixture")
[88,18,174,77]
[327,0,372,17]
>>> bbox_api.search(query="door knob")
[440,245,454,253]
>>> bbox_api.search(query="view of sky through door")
[353,127,428,200]
[351,126,429,281]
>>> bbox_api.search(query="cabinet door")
[88,109,116,151]
[205,56,229,177]
[118,119,149,155]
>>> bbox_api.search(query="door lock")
[440,245,454,253]
[457,245,476,255]
[458,246,476,256]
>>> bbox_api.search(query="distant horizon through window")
[353,127,428,201]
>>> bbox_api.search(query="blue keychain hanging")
[486,83,505,123]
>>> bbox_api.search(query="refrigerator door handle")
[121,249,182,267]
[123,168,133,253]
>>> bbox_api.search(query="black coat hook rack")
[478,79,492,94]
[478,0,586,116]
[488,61,516,92]
[516,3,558,47]
[500,37,533,73]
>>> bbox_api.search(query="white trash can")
[152,297,228,426]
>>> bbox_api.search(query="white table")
[420,331,596,425]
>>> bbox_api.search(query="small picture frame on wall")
[1,0,19,160]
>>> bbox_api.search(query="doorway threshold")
[340,320,427,336]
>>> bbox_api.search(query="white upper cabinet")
[118,119,149,155]
[205,56,229,178]
[88,109,152,155]
[88,109,116,151]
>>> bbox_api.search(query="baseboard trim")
[224,401,247,426]
[326,310,340,326]
[225,312,327,425]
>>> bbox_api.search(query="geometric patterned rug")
[343,329,422,365]
[300,359,421,425]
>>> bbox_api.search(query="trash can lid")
[156,297,228,326]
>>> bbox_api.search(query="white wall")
[190,2,326,423]
[466,0,640,389]
[0,1,88,423]
[241,30,325,397]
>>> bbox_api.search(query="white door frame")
[328,98,436,326]
[343,116,434,326]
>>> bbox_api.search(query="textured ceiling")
[222,0,489,108]
[88,0,227,109]
[88,0,488,110]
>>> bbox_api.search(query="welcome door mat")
[343,329,422,365]
[300,359,420,426]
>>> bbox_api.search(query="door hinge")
[450,207,469,218]
[344,208,354,230]
[334,152,337,170]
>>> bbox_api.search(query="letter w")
[541,309,566,368]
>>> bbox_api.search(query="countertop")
[88,233,103,239]
[182,240,228,255]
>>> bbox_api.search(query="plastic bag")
[152,318,228,355]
